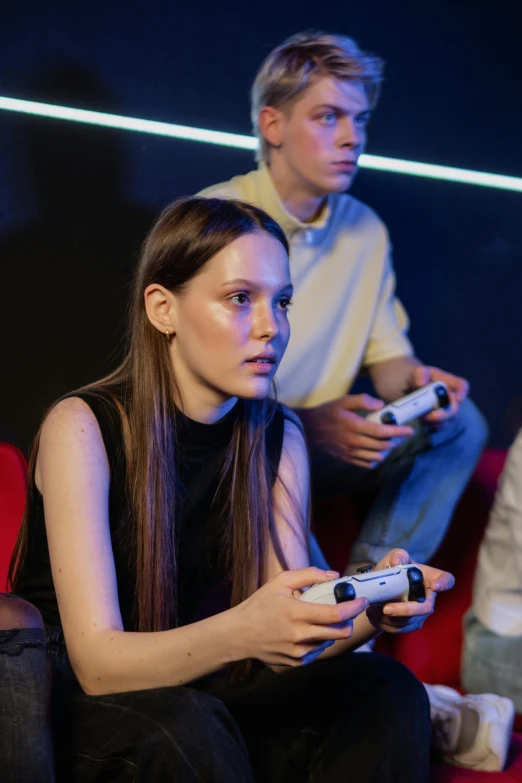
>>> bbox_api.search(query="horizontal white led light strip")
[1,95,521,193]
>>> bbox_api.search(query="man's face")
[274,76,371,196]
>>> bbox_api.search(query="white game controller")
[366,381,451,426]
[300,564,426,606]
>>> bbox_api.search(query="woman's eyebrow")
[221,279,293,294]
[220,278,255,288]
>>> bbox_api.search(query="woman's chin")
[234,377,273,400]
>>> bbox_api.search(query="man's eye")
[320,113,336,123]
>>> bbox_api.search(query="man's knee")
[430,397,488,457]
[456,398,489,450]
[0,594,45,631]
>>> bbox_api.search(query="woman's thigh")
[54,681,254,783]
[211,651,430,783]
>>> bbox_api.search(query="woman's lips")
[245,358,276,374]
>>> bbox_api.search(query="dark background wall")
[1,0,521,454]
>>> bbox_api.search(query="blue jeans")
[310,398,488,566]
[0,600,55,782]
[462,610,522,712]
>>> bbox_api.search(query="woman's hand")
[365,548,455,635]
[233,567,369,667]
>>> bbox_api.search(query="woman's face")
[168,231,292,415]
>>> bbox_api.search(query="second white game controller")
[299,564,426,606]
[366,381,451,426]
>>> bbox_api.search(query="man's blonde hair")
[251,31,384,162]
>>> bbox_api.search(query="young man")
[199,31,488,570]
[198,32,513,774]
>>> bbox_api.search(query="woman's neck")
[176,392,238,424]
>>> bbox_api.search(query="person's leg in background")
[0,594,55,783]
[462,609,521,710]
[310,398,488,567]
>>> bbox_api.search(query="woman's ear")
[144,283,177,337]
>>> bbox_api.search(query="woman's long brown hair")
[10,198,300,642]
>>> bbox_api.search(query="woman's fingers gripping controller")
[274,566,341,593]
[237,567,370,668]
[299,595,370,638]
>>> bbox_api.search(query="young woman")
[8,197,453,782]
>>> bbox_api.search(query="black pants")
[50,642,430,783]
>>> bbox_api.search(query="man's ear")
[144,283,177,336]
[258,106,285,150]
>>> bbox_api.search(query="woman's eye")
[278,297,292,310]
[230,293,249,305]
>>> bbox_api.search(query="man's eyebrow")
[311,103,372,118]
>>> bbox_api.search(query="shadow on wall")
[0,62,155,454]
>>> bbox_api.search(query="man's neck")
[267,159,327,224]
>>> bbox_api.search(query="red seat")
[0,442,27,591]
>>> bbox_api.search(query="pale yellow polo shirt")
[199,165,413,408]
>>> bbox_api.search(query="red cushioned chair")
[314,449,522,781]
[0,442,27,591]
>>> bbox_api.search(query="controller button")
[356,565,374,573]
[334,582,356,603]
[409,583,426,603]
[381,412,398,425]
[434,385,451,410]
[406,567,426,602]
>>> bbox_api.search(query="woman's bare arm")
[37,397,247,695]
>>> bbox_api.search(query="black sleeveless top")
[15,392,286,630]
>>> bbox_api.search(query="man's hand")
[410,366,469,425]
[299,394,414,469]
[365,548,455,635]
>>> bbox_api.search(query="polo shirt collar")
[256,163,332,239]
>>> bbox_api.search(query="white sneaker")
[425,683,515,772]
